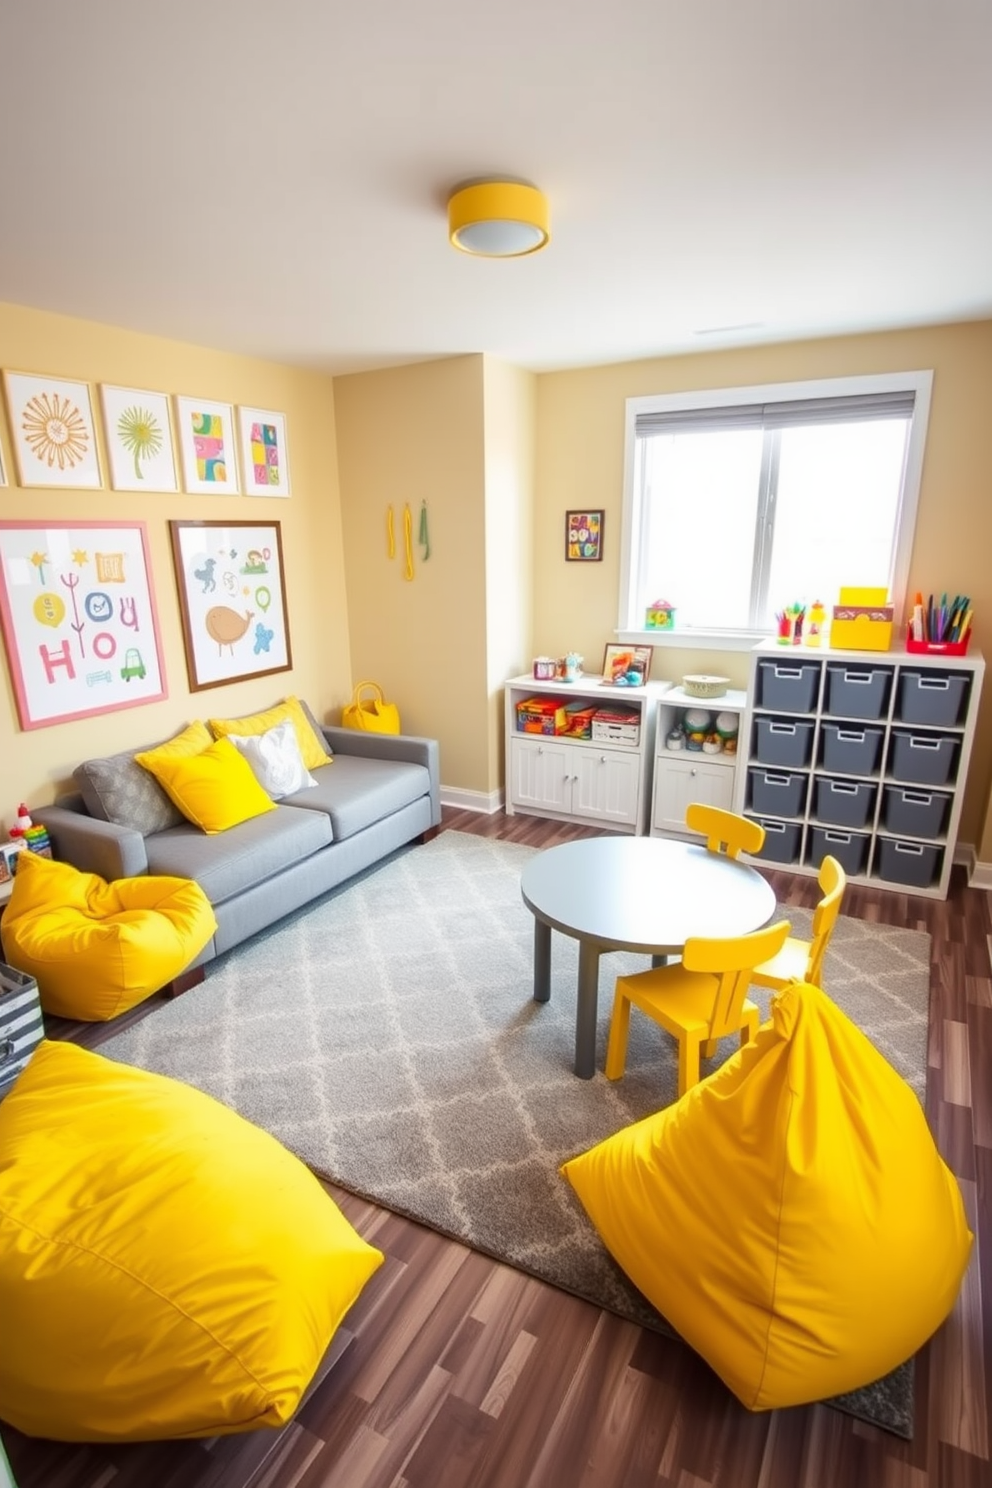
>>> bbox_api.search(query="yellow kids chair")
[685,802,765,860]
[750,854,846,993]
[606,919,791,1098]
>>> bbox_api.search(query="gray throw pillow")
[74,748,185,836]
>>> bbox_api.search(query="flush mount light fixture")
[447,181,550,258]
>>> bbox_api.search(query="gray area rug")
[102,830,931,1438]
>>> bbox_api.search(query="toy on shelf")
[645,599,675,631]
[9,803,33,839]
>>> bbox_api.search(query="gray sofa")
[34,713,441,969]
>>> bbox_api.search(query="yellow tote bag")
[341,681,401,735]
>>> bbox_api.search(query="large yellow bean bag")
[0,1041,384,1441]
[562,980,971,1410]
[0,851,216,1019]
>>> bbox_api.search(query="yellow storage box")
[831,586,893,651]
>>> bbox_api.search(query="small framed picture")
[565,509,603,562]
[238,406,291,497]
[100,384,179,492]
[3,371,102,488]
[175,395,241,495]
[602,644,653,684]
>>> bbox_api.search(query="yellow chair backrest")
[685,802,765,859]
[682,920,790,1039]
[805,855,846,985]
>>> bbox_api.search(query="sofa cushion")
[282,754,430,840]
[73,725,216,835]
[208,697,332,773]
[226,719,317,799]
[145,804,332,906]
[136,737,277,834]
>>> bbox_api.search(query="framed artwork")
[238,406,291,497]
[174,395,241,495]
[99,385,179,492]
[169,519,292,691]
[0,520,167,729]
[602,643,653,684]
[565,509,603,562]
[2,371,102,489]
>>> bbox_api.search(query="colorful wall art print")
[0,521,167,729]
[3,372,102,489]
[175,396,241,495]
[237,406,291,497]
[100,385,179,492]
[169,519,292,691]
[565,509,604,562]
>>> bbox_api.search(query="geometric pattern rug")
[101,830,932,1438]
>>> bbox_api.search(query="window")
[617,372,932,648]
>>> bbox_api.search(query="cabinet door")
[571,748,641,826]
[654,755,735,833]
[509,737,572,813]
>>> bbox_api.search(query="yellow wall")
[333,355,491,792]
[535,321,992,847]
[0,302,346,826]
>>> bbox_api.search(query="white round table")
[520,836,778,1078]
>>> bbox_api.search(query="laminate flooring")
[3,807,989,1488]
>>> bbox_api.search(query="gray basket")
[807,825,871,877]
[813,775,877,829]
[748,767,808,818]
[825,664,893,721]
[888,729,959,787]
[757,660,821,713]
[876,838,942,889]
[0,963,43,1100]
[897,669,969,727]
[753,717,815,768]
[819,722,884,777]
[881,784,951,840]
[747,816,803,865]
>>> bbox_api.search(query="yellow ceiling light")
[447,181,550,258]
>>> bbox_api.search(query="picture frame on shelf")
[99,384,179,492]
[237,406,291,497]
[169,519,292,691]
[2,371,102,489]
[0,519,167,729]
[602,643,653,684]
[174,395,241,495]
[565,509,603,562]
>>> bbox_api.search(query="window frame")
[616,370,933,651]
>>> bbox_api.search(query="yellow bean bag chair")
[0,851,217,1020]
[562,980,972,1411]
[0,1041,384,1441]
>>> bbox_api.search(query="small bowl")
[682,674,730,699]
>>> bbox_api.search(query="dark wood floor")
[4,806,989,1488]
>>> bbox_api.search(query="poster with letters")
[0,521,167,729]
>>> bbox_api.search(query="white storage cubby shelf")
[733,641,985,898]
[504,674,668,834]
[650,686,748,838]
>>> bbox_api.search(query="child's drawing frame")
[0,520,168,729]
[169,519,292,691]
[100,384,180,492]
[565,509,604,562]
[238,406,291,497]
[3,371,103,489]
[174,395,241,496]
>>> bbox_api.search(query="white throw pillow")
[226,720,317,800]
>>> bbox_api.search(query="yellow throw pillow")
[208,696,331,772]
[0,1041,384,1441]
[132,719,213,772]
[136,735,276,833]
[0,852,216,1019]
[562,980,972,1411]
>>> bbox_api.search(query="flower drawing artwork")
[116,404,163,480]
[4,372,103,488]
[21,390,89,471]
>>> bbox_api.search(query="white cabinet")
[650,687,748,838]
[733,642,985,898]
[504,674,665,833]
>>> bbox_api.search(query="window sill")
[617,628,766,653]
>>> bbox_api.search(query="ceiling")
[2,0,990,377]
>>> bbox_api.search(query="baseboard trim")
[440,785,504,815]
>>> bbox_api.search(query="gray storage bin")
[757,660,821,713]
[748,766,807,818]
[819,722,884,776]
[881,784,951,840]
[754,716,815,768]
[806,825,870,877]
[813,775,877,829]
[747,816,803,865]
[888,729,959,787]
[876,837,942,889]
[0,963,43,1100]
[897,668,969,727]
[824,664,893,720]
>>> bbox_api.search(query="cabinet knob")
[600,755,607,763]
[691,768,697,776]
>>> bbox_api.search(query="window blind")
[634,389,915,438]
